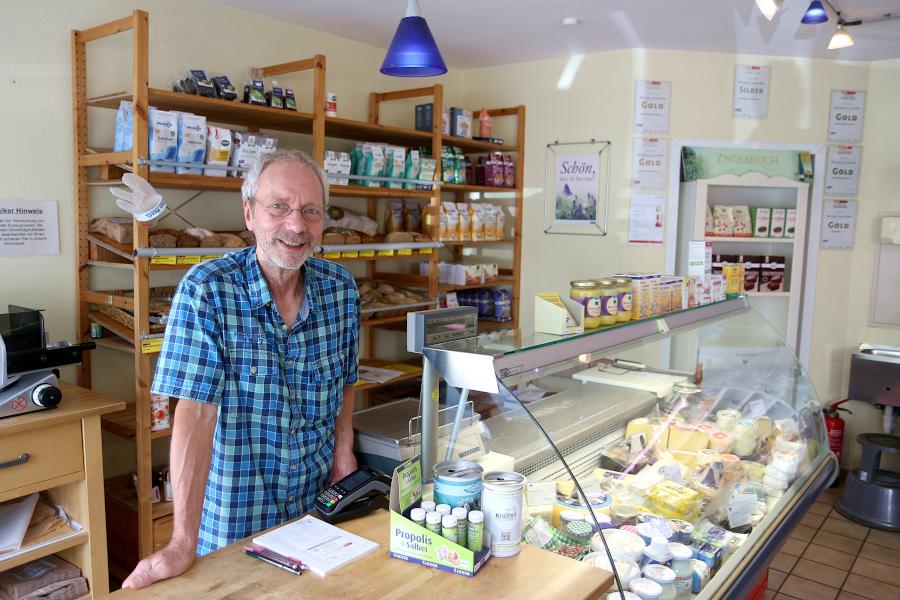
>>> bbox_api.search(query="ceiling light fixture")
[801,0,829,24]
[561,17,581,26]
[755,0,783,21]
[827,24,855,49]
[380,0,447,77]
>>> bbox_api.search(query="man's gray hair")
[241,149,329,206]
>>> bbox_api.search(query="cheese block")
[667,425,710,453]
[625,418,669,448]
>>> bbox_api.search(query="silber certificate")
[821,199,857,250]
[631,137,668,191]
[634,80,672,134]
[733,65,770,119]
[824,145,862,197]
[828,90,866,143]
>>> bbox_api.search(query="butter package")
[148,109,178,173]
[770,209,786,238]
[175,113,206,175]
[204,126,232,177]
[750,207,770,237]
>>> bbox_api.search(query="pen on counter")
[244,544,306,570]
[243,547,305,575]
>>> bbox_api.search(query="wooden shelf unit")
[74,9,525,571]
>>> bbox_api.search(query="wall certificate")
[733,65,770,119]
[634,80,671,134]
[632,137,668,191]
[821,199,857,250]
[824,145,862,197]
[828,90,866,143]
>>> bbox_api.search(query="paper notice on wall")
[628,194,665,245]
[828,90,866,143]
[733,65,770,119]
[633,80,671,134]
[631,137,668,191]
[824,145,862,196]
[821,199,857,250]
[0,200,59,257]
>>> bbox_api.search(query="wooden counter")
[110,509,614,600]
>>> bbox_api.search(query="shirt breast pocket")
[300,353,344,425]
[223,331,279,419]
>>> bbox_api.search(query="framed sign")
[544,140,611,235]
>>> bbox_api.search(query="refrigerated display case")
[421,296,837,599]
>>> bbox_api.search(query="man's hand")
[330,445,358,484]
[121,541,195,590]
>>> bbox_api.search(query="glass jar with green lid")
[570,279,603,329]
[593,278,620,326]
[612,277,633,323]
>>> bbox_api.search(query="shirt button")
[290,392,296,399]
[291,463,298,470]
[287,360,294,366]
[249,366,257,375]
[288,496,295,503]
[290,428,297,435]
[281,324,288,331]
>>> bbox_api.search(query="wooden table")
[110,509,614,599]
[0,382,125,598]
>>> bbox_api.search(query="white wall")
[460,50,900,468]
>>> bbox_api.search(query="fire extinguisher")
[824,399,852,462]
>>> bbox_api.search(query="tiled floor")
[762,485,900,600]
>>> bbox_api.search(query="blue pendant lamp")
[380,0,447,77]
[801,1,829,24]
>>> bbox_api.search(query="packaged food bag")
[403,150,421,190]
[229,131,259,178]
[456,202,471,241]
[148,109,178,173]
[114,100,133,152]
[176,113,207,175]
[204,126,232,177]
[470,203,485,241]
[416,158,437,190]
[481,204,495,240]
[443,201,459,241]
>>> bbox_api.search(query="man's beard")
[259,230,315,270]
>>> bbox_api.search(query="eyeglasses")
[252,200,325,222]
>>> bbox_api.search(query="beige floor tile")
[802,512,827,528]
[810,501,834,516]
[791,558,848,589]
[779,574,839,600]
[763,590,777,600]
[837,592,870,600]
[866,529,900,551]
[830,507,852,522]
[802,543,856,570]
[769,568,788,590]
[791,524,819,542]
[771,551,800,572]
[821,518,870,541]
[812,530,864,555]
[841,573,900,600]
[818,487,844,503]
[776,594,799,600]
[859,541,900,567]
[782,537,810,557]
[851,557,900,587]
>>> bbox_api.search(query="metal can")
[89,321,103,338]
[325,92,337,116]
[481,471,526,558]
[433,460,483,511]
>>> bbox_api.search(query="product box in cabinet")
[388,457,492,577]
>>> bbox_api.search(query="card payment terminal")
[314,466,391,524]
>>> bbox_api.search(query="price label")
[397,248,413,256]
[176,255,202,265]
[825,145,862,196]
[634,80,671,134]
[200,255,220,262]
[150,256,177,265]
[418,248,433,255]
[377,249,395,257]
[141,337,163,354]
[359,250,375,257]
[733,65,770,119]
[341,251,359,258]
[323,252,341,259]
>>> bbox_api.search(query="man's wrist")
[168,534,198,554]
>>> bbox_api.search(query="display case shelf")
[705,236,795,244]
[436,276,515,293]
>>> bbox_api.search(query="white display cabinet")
[675,173,809,351]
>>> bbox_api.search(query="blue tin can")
[433,460,483,511]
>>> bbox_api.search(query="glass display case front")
[422,296,836,599]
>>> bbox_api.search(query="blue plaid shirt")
[152,247,359,556]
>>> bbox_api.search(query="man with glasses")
[123,150,359,589]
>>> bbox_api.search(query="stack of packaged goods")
[439,201,506,242]
[447,289,512,323]
[346,143,437,190]
[706,204,796,239]
[522,383,816,598]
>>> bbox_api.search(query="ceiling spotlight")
[561,17,581,26]
[380,0,447,77]
[801,0,829,24]
[756,0,783,21]
[828,24,855,49]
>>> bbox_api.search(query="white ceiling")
[212,0,900,67]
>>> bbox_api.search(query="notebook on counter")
[252,515,379,576]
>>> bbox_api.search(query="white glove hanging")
[109,173,167,226]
